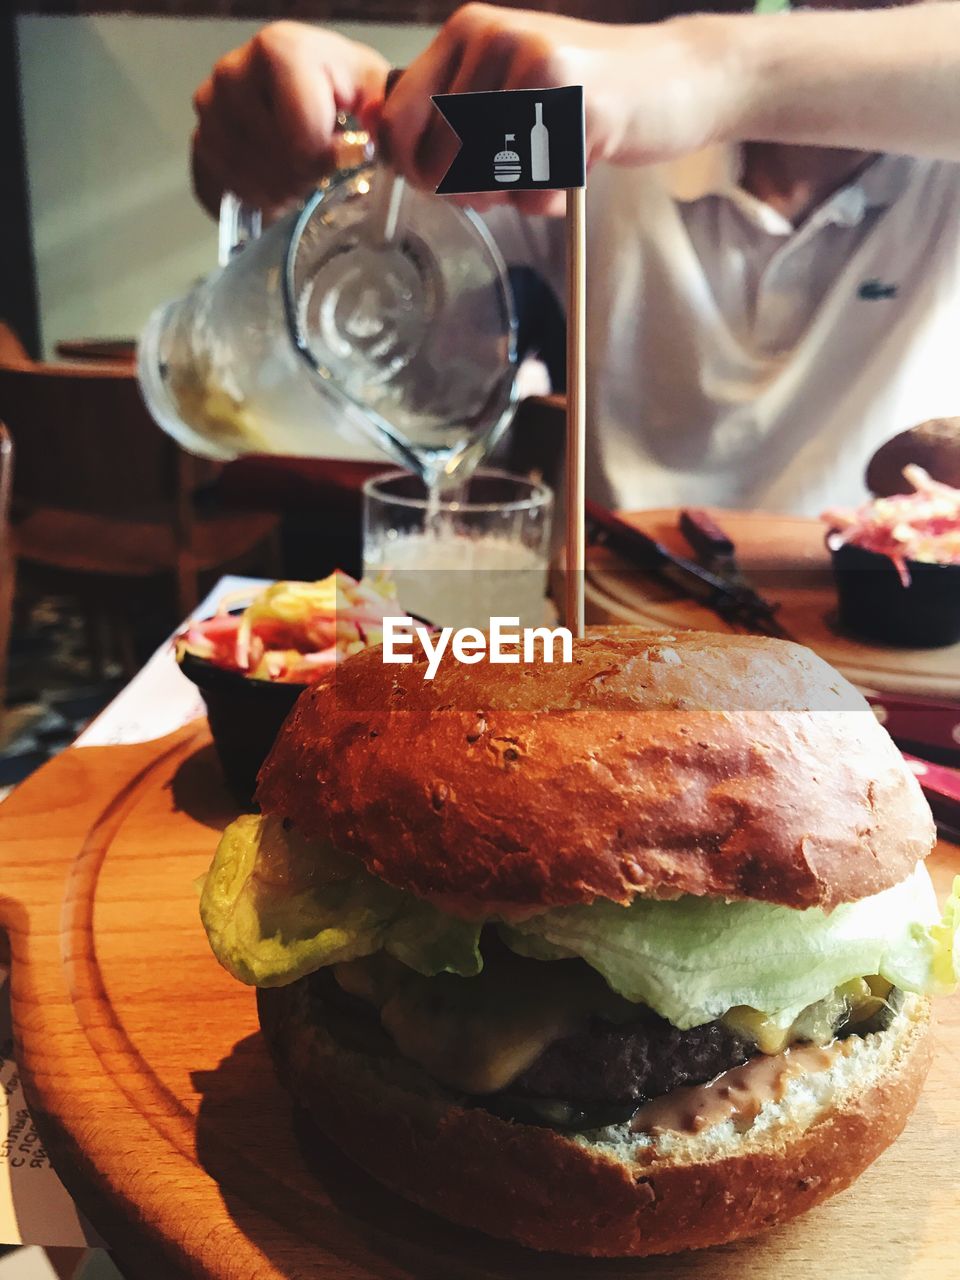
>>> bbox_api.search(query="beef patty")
[511,1007,754,1106]
[315,964,754,1128]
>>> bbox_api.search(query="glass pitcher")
[138,163,518,491]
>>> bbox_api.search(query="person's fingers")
[250,30,341,180]
[381,14,469,186]
[452,24,517,96]
[209,55,276,154]
[413,26,519,193]
[208,59,304,197]
[191,24,391,218]
[194,55,300,208]
[251,25,388,180]
[192,73,214,117]
[194,83,295,209]
[411,63,463,193]
[326,38,390,123]
[193,114,268,208]
[192,10,586,223]
[384,7,579,207]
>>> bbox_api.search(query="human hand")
[381,4,744,214]
[191,8,745,220]
[191,21,389,217]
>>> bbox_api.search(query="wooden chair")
[0,424,13,722]
[0,321,30,369]
[0,363,280,674]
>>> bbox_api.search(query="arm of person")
[723,3,960,163]
[383,2,960,212]
[191,3,960,219]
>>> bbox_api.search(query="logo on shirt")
[858,279,898,301]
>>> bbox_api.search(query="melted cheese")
[336,949,633,1094]
[335,953,893,1096]
[721,977,892,1053]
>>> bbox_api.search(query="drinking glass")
[363,469,553,629]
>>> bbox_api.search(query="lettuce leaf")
[931,874,960,991]
[502,866,959,1030]
[200,815,482,986]
[200,815,959,1032]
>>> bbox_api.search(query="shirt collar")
[660,145,916,233]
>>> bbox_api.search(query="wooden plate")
[0,726,957,1279]
[585,510,960,699]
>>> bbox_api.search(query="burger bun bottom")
[257,982,932,1257]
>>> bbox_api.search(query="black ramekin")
[827,533,960,648]
[178,649,308,806]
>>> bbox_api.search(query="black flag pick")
[432,85,585,195]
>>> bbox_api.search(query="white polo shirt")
[487,149,960,515]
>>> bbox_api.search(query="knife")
[585,501,795,640]
[679,507,795,637]
[679,509,747,586]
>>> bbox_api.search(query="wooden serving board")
[585,510,960,699]
[0,726,957,1279]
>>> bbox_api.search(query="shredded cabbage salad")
[824,465,960,586]
[176,571,399,683]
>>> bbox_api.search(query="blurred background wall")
[15,15,436,357]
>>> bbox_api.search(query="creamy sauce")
[631,1041,843,1136]
[336,951,877,1114]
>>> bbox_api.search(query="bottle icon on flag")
[530,102,550,182]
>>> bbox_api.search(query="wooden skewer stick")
[565,185,587,638]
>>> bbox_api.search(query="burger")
[199,628,958,1256]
